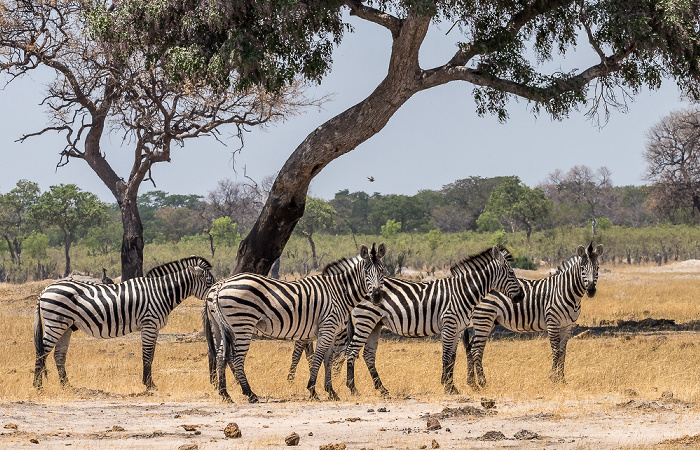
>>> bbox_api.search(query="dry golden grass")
[2,263,700,406]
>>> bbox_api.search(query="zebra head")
[491,246,525,303]
[186,258,217,299]
[360,242,387,305]
[577,242,603,298]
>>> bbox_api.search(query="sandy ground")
[2,393,700,449]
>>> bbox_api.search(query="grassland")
[2,263,700,448]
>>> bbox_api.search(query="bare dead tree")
[644,108,700,217]
[0,0,320,279]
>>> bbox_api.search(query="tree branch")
[344,0,401,38]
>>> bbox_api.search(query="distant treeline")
[1,167,700,283]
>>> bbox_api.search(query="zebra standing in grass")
[206,243,386,403]
[345,246,524,396]
[34,256,215,391]
[465,243,602,388]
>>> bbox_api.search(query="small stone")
[309,432,313,436]
[178,445,198,450]
[426,418,441,430]
[346,417,361,422]
[4,423,18,430]
[285,432,300,446]
[419,446,427,449]
[224,422,242,438]
[477,431,506,441]
[30,438,39,444]
[194,431,201,435]
[174,414,181,419]
[514,429,539,440]
[367,409,375,413]
[480,398,496,409]
[661,391,674,400]
[432,439,440,448]
[445,428,451,433]
[379,428,387,431]
[319,444,346,450]
[377,407,388,412]
[181,424,198,432]
[109,426,125,432]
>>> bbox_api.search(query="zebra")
[33,256,215,391]
[345,246,524,396]
[206,243,386,403]
[465,243,603,389]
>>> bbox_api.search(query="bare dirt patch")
[2,395,700,449]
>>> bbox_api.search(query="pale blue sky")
[0,14,690,202]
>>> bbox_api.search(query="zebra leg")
[361,323,389,396]
[34,315,68,390]
[202,304,219,386]
[440,324,460,395]
[463,329,478,390]
[53,328,73,388]
[288,340,311,381]
[308,323,339,400]
[322,343,338,401]
[231,329,258,403]
[556,325,574,384]
[215,328,234,403]
[547,326,564,384]
[140,323,160,390]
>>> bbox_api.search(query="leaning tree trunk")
[233,15,431,275]
[119,194,144,281]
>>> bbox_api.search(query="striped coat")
[466,243,602,388]
[205,243,386,402]
[345,246,524,396]
[33,256,215,390]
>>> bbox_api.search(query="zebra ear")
[577,245,586,258]
[376,242,387,260]
[492,246,505,263]
[189,266,204,277]
[594,244,604,257]
[360,245,369,260]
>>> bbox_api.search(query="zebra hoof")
[247,393,259,403]
[445,386,460,395]
[220,392,234,404]
[326,389,340,401]
[287,373,296,382]
[379,388,390,398]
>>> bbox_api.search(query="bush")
[512,255,537,270]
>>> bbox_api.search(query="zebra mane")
[322,255,361,276]
[450,246,513,277]
[146,256,212,278]
[554,255,580,275]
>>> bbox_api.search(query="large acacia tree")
[102,0,700,274]
[0,0,317,279]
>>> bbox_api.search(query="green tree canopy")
[0,180,40,265]
[486,176,551,241]
[30,184,108,276]
[295,197,336,270]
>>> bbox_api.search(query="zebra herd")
[32,242,602,403]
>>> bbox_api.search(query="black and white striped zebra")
[33,256,215,391]
[206,243,386,403]
[465,243,602,388]
[345,246,524,396]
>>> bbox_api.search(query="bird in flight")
[367,176,375,182]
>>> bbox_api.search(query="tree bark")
[3,236,16,263]
[119,193,144,280]
[233,14,430,275]
[63,230,72,277]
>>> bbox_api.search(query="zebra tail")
[462,328,472,352]
[202,304,217,363]
[211,288,236,364]
[34,302,46,379]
